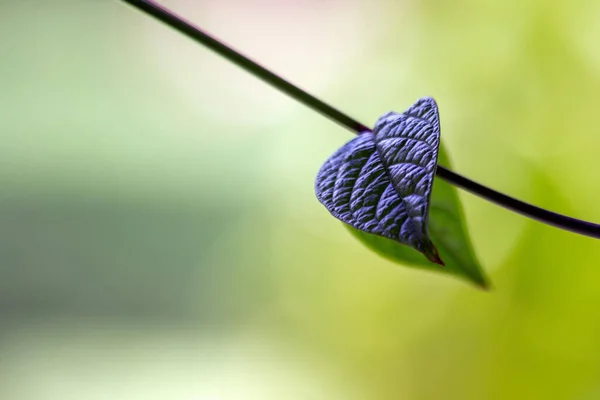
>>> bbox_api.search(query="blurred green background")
[1,0,600,399]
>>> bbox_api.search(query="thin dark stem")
[436,168,600,238]
[119,0,600,240]
[119,0,369,133]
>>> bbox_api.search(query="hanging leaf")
[344,144,488,288]
[315,97,488,288]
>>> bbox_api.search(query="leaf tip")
[422,241,445,267]
[470,273,492,291]
[427,251,445,267]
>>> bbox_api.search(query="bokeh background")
[1,0,600,398]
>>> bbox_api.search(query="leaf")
[315,97,488,288]
[315,98,444,264]
[345,144,489,288]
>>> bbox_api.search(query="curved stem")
[436,167,600,238]
[120,0,600,240]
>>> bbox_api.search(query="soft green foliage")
[345,143,488,288]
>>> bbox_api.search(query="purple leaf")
[315,98,444,265]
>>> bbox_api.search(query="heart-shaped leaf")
[315,97,488,288]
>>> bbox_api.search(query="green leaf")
[347,143,489,289]
[315,97,488,288]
